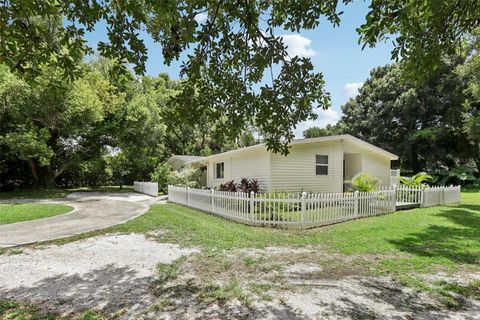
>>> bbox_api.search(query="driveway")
[0,192,165,247]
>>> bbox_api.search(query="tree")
[358,0,480,78]
[0,63,125,186]
[303,124,344,138]
[105,152,130,190]
[340,58,474,173]
[3,1,478,154]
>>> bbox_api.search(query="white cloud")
[279,34,317,58]
[293,108,340,137]
[194,12,208,24]
[343,82,363,99]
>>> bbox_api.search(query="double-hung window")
[215,162,225,179]
[315,155,328,175]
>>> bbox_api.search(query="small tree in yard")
[351,172,380,192]
[105,152,130,190]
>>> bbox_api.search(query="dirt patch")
[1,241,479,319]
[0,234,198,318]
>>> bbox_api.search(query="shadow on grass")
[388,204,480,265]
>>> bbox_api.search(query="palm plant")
[399,172,433,187]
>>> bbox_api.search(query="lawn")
[52,191,480,276]
[0,203,73,224]
[3,190,479,318]
[0,185,136,200]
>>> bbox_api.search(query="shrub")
[150,163,172,193]
[399,172,432,187]
[351,172,380,192]
[431,165,477,186]
[168,168,202,189]
[151,163,202,193]
[218,180,237,192]
[237,177,261,193]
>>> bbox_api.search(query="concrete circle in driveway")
[0,192,161,248]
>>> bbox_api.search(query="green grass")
[0,301,106,319]
[0,203,73,224]
[0,185,140,200]
[112,192,477,271]
[0,189,70,200]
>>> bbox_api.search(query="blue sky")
[85,1,394,137]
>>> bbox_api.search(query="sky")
[85,1,394,137]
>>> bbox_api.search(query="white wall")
[206,149,270,190]
[270,141,344,193]
[344,153,362,181]
[361,152,392,187]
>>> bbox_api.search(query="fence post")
[210,189,215,213]
[301,192,306,229]
[420,185,425,207]
[354,191,359,217]
[441,186,445,205]
[250,191,255,222]
[186,187,190,206]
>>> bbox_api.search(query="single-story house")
[167,134,398,193]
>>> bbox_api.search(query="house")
[166,134,398,193]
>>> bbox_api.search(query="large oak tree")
[1,0,479,154]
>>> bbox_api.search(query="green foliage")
[432,165,477,186]
[303,124,344,138]
[5,1,476,154]
[358,1,480,79]
[351,172,380,192]
[150,163,173,193]
[151,164,202,193]
[105,152,130,189]
[399,172,433,187]
[340,58,478,173]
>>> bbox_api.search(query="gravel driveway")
[0,234,198,319]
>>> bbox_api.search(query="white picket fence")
[168,185,396,229]
[134,181,159,197]
[393,185,461,207]
[422,185,461,207]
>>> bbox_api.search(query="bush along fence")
[168,185,461,229]
[134,181,159,197]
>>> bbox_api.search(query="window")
[215,162,224,179]
[315,155,328,175]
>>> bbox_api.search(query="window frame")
[315,155,329,176]
[214,161,225,179]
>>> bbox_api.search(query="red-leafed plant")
[218,180,237,192]
[249,178,260,193]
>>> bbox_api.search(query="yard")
[0,203,73,224]
[0,191,478,319]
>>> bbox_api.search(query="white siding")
[361,152,391,187]
[344,153,362,181]
[270,142,344,193]
[206,150,270,190]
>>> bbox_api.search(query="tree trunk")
[26,159,40,187]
